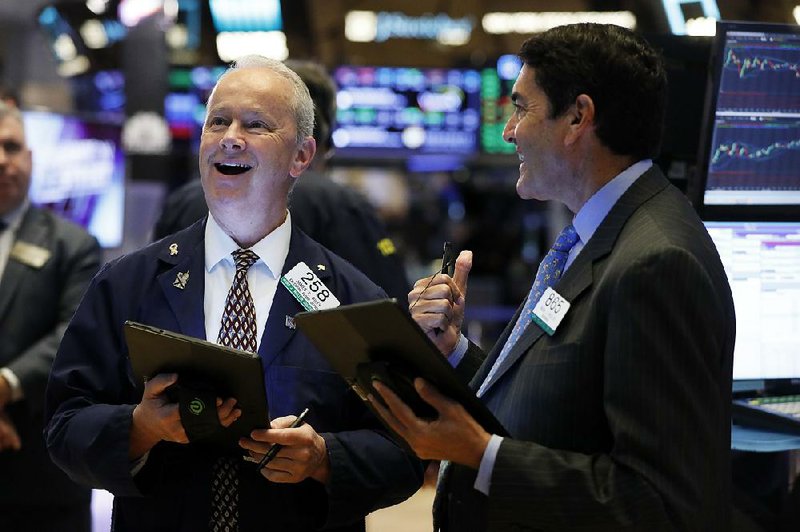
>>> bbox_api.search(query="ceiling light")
[345,11,377,42]
[216,31,288,62]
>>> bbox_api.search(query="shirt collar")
[572,159,652,245]
[205,211,292,279]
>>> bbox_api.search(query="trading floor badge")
[173,271,189,290]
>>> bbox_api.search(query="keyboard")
[732,395,800,435]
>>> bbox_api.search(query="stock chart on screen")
[700,22,800,207]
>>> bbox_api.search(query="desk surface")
[732,424,800,452]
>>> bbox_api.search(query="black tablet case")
[124,321,269,447]
[294,299,508,437]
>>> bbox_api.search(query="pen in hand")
[256,407,310,471]
[440,241,455,276]
[432,242,455,335]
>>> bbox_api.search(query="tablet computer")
[293,299,507,437]
[124,321,269,447]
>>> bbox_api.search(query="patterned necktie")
[477,224,579,397]
[210,248,259,532]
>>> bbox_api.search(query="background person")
[0,101,101,531]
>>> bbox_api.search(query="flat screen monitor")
[704,221,800,382]
[22,111,125,248]
[694,21,800,219]
[331,66,482,166]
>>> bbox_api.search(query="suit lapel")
[0,208,47,321]
[476,167,670,397]
[258,226,334,369]
[469,308,518,390]
[157,226,206,339]
[476,256,594,395]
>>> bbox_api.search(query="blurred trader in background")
[0,85,19,108]
[44,56,422,531]
[154,59,411,302]
[371,23,736,531]
[0,101,101,530]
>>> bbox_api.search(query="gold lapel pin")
[169,243,179,256]
[173,271,189,290]
[317,264,326,271]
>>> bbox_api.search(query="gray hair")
[217,55,315,145]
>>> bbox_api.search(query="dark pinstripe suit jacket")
[436,166,736,532]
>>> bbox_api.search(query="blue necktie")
[477,224,579,397]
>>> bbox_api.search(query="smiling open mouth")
[214,162,252,175]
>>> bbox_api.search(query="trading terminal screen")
[331,66,481,160]
[698,22,800,208]
[705,221,800,381]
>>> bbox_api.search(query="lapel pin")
[173,271,189,290]
[316,264,326,271]
[285,316,296,329]
[169,243,179,256]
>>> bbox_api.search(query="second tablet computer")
[293,299,507,437]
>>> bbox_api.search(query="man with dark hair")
[45,56,422,531]
[0,101,101,530]
[371,23,735,531]
[153,60,411,301]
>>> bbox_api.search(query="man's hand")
[0,410,21,452]
[408,250,472,356]
[369,378,490,469]
[129,373,241,459]
[240,415,330,485]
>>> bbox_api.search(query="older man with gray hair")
[45,56,422,532]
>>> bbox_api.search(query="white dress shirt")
[203,211,292,348]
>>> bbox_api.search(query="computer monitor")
[22,111,125,248]
[331,66,482,170]
[704,221,800,384]
[693,21,800,220]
